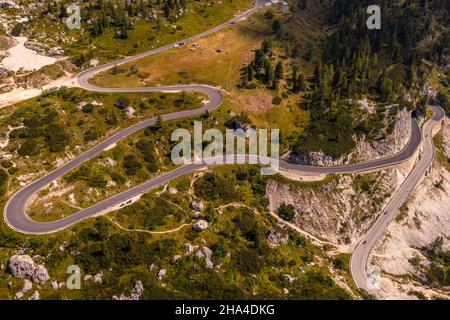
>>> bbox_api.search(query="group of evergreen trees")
[44,0,190,39]
[319,0,449,107]
[240,39,306,93]
[302,0,448,157]
[239,0,448,158]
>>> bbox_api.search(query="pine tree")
[264,62,274,85]
[274,62,284,80]
[247,65,254,82]
[272,20,281,34]
[297,73,306,91]
[262,39,273,54]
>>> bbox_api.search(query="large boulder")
[190,200,204,212]
[196,247,214,268]
[8,255,35,279]
[193,220,208,233]
[32,265,50,284]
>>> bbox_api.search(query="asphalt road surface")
[2,0,446,299]
[350,105,445,296]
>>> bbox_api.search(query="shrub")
[123,154,142,175]
[332,254,350,272]
[0,168,8,197]
[235,248,263,275]
[194,172,239,202]
[294,109,356,158]
[10,23,23,36]
[244,82,257,89]
[277,203,296,221]
[84,129,99,141]
[272,96,282,105]
[110,172,126,184]
[264,11,274,19]
[114,96,130,110]
[137,71,150,79]
[224,113,252,130]
[18,139,38,156]
[82,103,94,113]
[0,159,13,168]
[46,124,70,152]
[88,174,107,188]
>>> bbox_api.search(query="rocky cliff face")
[266,169,401,245]
[285,151,348,167]
[0,35,17,51]
[268,116,449,299]
[369,119,450,300]
[287,105,412,166]
[354,107,412,163]
[369,163,449,299]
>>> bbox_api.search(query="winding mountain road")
[2,0,446,299]
[350,106,445,295]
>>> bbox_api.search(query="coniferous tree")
[274,62,284,81]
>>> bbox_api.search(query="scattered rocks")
[282,288,289,295]
[183,243,198,255]
[133,281,144,297]
[51,281,59,290]
[29,291,40,300]
[196,247,214,268]
[7,255,48,284]
[282,274,296,284]
[123,106,136,118]
[113,281,144,300]
[267,230,289,245]
[24,41,63,56]
[169,187,178,194]
[193,220,208,232]
[93,272,103,284]
[84,274,93,281]
[22,279,33,292]
[0,1,17,9]
[0,67,9,77]
[147,13,158,21]
[171,255,182,264]
[14,279,33,299]
[15,291,24,299]
[157,269,166,281]
[89,59,99,67]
